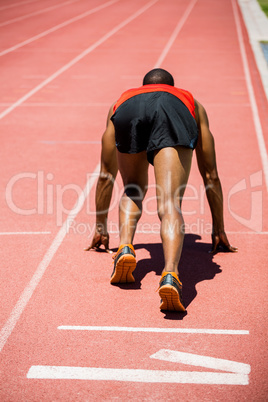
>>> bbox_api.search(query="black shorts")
[111,91,198,165]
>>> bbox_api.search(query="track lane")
[0,0,119,55]
[0,0,157,343]
[1,0,195,333]
[0,0,198,352]
[0,0,119,57]
[0,0,159,109]
[0,0,267,400]
[0,0,82,27]
[0,0,41,12]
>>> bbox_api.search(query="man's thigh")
[154,146,193,202]
[117,151,149,195]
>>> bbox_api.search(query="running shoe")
[110,244,136,284]
[158,272,186,312]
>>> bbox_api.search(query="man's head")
[143,68,174,86]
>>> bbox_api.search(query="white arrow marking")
[27,366,249,385]
[150,349,251,375]
[27,349,250,385]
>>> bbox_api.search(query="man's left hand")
[209,232,238,254]
[84,230,112,253]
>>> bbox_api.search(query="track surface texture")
[0,0,267,400]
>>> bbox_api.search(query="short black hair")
[143,68,174,86]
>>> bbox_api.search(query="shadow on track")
[116,234,222,319]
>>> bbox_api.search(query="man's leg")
[154,146,192,310]
[110,151,149,284]
[117,151,149,244]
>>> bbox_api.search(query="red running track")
[0,0,267,400]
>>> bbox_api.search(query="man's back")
[111,84,198,165]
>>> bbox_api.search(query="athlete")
[85,68,237,312]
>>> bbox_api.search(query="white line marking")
[0,0,158,121]
[232,0,268,191]
[57,326,249,335]
[154,0,198,67]
[150,349,251,374]
[40,140,101,144]
[237,0,268,100]
[136,230,268,235]
[0,0,119,57]
[22,75,46,79]
[109,229,268,235]
[0,164,100,353]
[0,102,250,108]
[0,0,39,12]
[226,231,268,235]
[0,103,111,107]
[27,366,249,385]
[0,0,81,27]
[0,232,50,235]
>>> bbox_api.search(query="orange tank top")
[113,84,195,118]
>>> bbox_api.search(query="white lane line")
[27,366,249,385]
[0,163,100,353]
[0,232,50,235]
[0,0,81,27]
[57,326,249,335]
[0,0,40,12]
[0,103,111,107]
[135,231,268,235]
[226,231,268,235]
[232,0,268,191]
[109,229,268,235]
[150,349,251,374]
[0,0,159,121]
[0,102,250,107]
[45,101,108,107]
[39,140,101,144]
[154,0,198,67]
[237,0,268,99]
[0,0,119,57]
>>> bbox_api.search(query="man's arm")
[85,104,118,252]
[194,100,237,253]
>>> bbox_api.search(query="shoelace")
[156,273,181,292]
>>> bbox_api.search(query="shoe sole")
[159,284,186,312]
[110,254,136,284]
